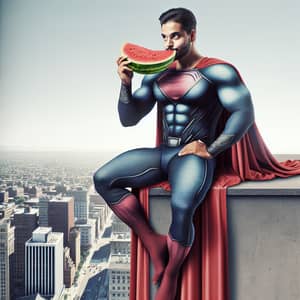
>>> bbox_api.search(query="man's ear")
[190,29,196,42]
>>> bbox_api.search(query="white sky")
[0,0,299,153]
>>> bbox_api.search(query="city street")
[64,212,113,299]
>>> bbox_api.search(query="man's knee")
[93,167,110,195]
[171,200,193,218]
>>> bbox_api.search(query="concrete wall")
[148,168,300,300]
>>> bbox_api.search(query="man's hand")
[178,140,213,159]
[117,56,133,86]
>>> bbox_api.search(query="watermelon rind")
[122,43,176,65]
[121,42,176,74]
[128,63,170,74]
[128,62,172,74]
[128,55,175,69]
[128,56,175,74]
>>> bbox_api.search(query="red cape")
[129,57,300,300]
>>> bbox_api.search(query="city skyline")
[0,150,117,299]
[1,0,300,154]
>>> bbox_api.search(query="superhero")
[93,7,255,300]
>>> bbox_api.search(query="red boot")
[109,194,168,284]
[155,234,191,300]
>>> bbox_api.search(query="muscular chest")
[153,69,215,106]
[152,69,221,140]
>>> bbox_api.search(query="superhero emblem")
[157,70,202,100]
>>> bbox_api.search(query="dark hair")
[159,8,197,34]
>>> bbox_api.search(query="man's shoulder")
[197,57,242,84]
[196,56,230,67]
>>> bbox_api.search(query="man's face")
[161,21,193,60]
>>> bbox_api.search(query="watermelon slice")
[121,42,176,74]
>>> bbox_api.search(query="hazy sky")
[0,0,299,153]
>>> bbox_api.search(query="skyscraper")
[0,191,9,203]
[25,227,64,300]
[63,247,75,288]
[76,219,96,250]
[112,215,130,234]
[70,188,88,222]
[69,227,80,267]
[48,197,74,247]
[38,195,50,226]
[108,255,130,300]
[13,207,39,298]
[89,186,109,221]
[110,233,130,256]
[0,202,15,220]
[0,218,14,300]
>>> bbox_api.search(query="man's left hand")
[178,140,213,159]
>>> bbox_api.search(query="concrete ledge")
[148,155,300,300]
[228,175,300,196]
[149,175,300,197]
[227,194,300,300]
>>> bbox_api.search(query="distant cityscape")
[0,150,130,300]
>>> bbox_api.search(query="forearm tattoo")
[119,83,132,104]
[207,134,235,157]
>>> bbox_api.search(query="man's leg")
[93,147,168,283]
[155,154,216,300]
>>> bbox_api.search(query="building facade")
[69,189,88,222]
[13,207,39,298]
[25,227,64,300]
[63,247,75,288]
[0,218,14,300]
[108,255,130,300]
[110,237,130,256]
[111,215,130,234]
[88,186,109,221]
[69,228,81,267]
[38,196,50,227]
[0,202,15,220]
[76,219,96,250]
[48,197,74,247]
[0,191,9,203]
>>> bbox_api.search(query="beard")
[173,39,192,60]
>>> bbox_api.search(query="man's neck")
[176,50,203,70]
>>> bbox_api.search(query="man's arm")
[178,63,254,158]
[116,56,156,127]
[118,75,157,126]
[203,63,254,157]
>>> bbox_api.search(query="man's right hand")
[117,56,133,86]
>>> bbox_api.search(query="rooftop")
[49,196,73,203]
[29,227,63,244]
[15,207,39,215]
[109,254,130,269]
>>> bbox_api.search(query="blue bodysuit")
[93,62,254,246]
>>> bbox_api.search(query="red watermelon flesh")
[121,42,176,74]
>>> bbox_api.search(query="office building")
[25,227,64,300]
[88,186,109,221]
[48,197,74,246]
[63,247,75,288]
[38,196,50,226]
[69,228,80,267]
[70,189,88,222]
[6,186,24,198]
[0,218,15,300]
[0,191,9,203]
[112,215,130,234]
[110,233,130,256]
[0,202,15,220]
[108,255,130,300]
[76,219,96,250]
[13,207,39,298]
